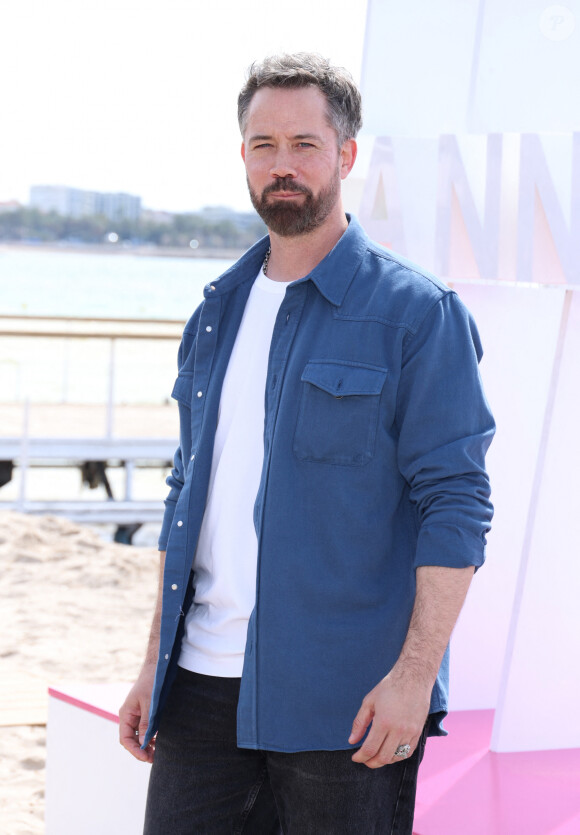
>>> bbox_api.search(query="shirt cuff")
[414,523,486,570]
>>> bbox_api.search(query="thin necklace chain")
[262,246,271,276]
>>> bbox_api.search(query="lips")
[263,179,311,200]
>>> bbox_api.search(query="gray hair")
[238,53,363,147]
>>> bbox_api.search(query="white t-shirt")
[178,268,290,676]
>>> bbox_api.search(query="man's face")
[241,86,354,237]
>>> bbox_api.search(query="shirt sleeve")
[395,291,495,570]
[157,444,185,551]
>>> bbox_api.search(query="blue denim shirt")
[145,215,494,752]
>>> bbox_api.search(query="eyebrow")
[248,133,323,143]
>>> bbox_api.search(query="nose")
[270,150,297,180]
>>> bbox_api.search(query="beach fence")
[0,314,183,531]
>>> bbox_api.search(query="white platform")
[45,683,151,835]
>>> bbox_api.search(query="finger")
[355,726,423,769]
[388,733,420,766]
[360,734,400,769]
[348,701,374,745]
[119,713,151,762]
[122,734,153,763]
[351,720,387,764]
[138,713,150,747]
[119,717,140,750]
[365,733,420,769]
[139,738,156,764]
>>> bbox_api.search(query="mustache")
[262,178,312,197]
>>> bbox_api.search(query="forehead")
[244,85,332,137]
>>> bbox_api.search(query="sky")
[0,0,368,213]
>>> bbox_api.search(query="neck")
[265,208,348,282]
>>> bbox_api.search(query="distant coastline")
[0,240,247,260]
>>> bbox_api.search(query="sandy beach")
[0,511,159,834]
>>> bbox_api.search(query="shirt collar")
[203,237,269,298]
[305,215,368,307]
[204,214,369,308]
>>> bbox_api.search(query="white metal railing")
[0,315,182,521]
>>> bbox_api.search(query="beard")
[247,171,341,237]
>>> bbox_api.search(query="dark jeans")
[144,668,427,835]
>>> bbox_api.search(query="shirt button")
[205,325,212,333]
[190,454,195,461]
[164,654,169,660]
[197,391,203,398]
[177,520,183,527]
[171,584,178,591]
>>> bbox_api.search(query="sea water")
[0,248,235,320]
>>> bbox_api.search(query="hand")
[119,665,157,763]
[348,669,431,768]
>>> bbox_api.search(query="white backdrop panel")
[46,692,150,834]
[361,0,580,135]
[361,0,480,135]
[446,284,565,710]
[491,290,580,751]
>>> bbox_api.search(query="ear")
[241,141,246,163]
[339,139,357,180]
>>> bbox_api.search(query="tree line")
[0,207,267,250]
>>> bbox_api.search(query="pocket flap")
[301,361,388,397]
[171,373,193,405]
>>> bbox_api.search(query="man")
[120,53,494,834]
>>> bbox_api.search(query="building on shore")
[30,185,141,222]
[0,200,22,214]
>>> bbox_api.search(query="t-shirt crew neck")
[254,269,294,293]
[178,268,291,677]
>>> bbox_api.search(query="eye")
[298,142,314,148]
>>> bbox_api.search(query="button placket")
[263,292,306,435]
[253,288,306,677]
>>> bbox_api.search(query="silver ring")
[395,744,411,758]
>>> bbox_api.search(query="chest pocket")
[293,360,388,466]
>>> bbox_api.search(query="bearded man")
[120,53,494,835]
